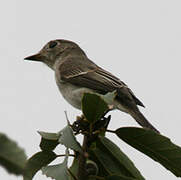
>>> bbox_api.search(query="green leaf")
[42,153,69,180]
[106,174,136,180]
[38,131,59,151]
[86,159,99,176]
[58,125,82,153]
[101,90,117,105]
[69,158,79,180]
[23,151,56,180]
[38,131,59,140]
[0,133,27,175]
[69,158,99,180]
[89,136,145,179]
[116,127,181,177]
[82,93,109,123]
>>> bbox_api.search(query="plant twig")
[56,154,75,158]
[106,129,115,133]
[68,169,78,180]
[64,110,71,125]
[77,135,88,180]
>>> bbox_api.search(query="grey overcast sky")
[1,0,181,179]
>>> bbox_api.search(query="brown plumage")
[24,39,160,133]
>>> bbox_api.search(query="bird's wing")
[58,56,145,108]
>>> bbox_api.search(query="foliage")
[0,133,27,175]
[1,92,181,179]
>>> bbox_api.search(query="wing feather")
[58,57,144,107]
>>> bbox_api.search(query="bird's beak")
[24,53,44,62]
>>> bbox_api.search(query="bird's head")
[24,39,84,69]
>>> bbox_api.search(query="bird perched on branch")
[24,39,159,133]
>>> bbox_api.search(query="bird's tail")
[130,110,160,134]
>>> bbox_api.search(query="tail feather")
[130,111,160,134]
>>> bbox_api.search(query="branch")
[77,135,88,180]
[68,169,78,180]
[106,129,115,133]
[56,154,75,158]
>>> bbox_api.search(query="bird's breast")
[55,77,96,110]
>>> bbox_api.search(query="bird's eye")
[49,41,57,48]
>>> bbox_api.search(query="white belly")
[56,81,95,110]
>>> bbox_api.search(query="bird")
[24,39,159,133]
